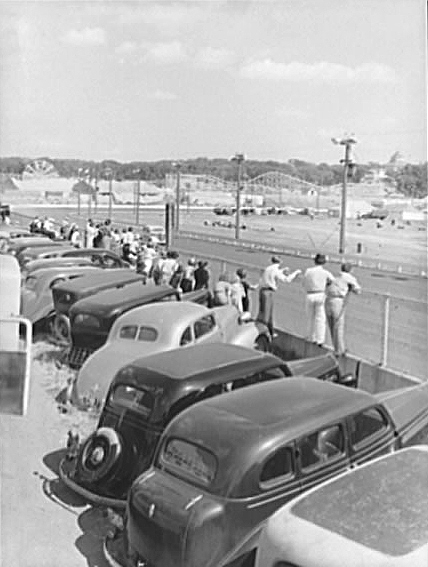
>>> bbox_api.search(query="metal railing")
[175,245,427,380]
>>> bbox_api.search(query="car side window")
[260,446,294,487]
[180,326,192,346]
[103,255,117,268]
[349,407,388,447]
[119,325,138,339]
[91,254,103,266]
[299,425,344,470]
[194,315,216,339]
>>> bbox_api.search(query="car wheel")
[255,335,270,352]
[77,427,123,484]
[53,314,71,345]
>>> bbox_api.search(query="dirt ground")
[0,340,113,567]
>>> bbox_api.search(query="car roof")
[71,282,176,315]
[124,343,281,382]
[113,301,208,328]
[288,447,428,557]
[55,268,137,292]
[26,256,94,270]
[22,244,73,256]
[26,266,101,280]
[166,378,375,448]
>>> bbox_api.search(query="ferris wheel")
[24,159,58,178]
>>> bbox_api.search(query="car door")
[193,314,223,345]
[297,422,350,493]
[347,406,396,467]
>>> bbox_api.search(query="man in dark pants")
[257,256,301,338]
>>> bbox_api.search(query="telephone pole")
[231,153,245,240]
[332,135,357,254]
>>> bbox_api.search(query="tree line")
[0,156,426,197]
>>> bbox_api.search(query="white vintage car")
[73,301,271,409]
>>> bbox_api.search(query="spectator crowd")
[28,214,362,357]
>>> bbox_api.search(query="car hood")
[376,381,428,444]
[73,341,166,408]
[20,289,52,323]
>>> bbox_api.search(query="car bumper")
[59,457,126,509]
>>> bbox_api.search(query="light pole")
[231,153,245,240]
[331,136,357,254]
[134,168,142,226]
[172,162,182,231]
[103,168,113,220]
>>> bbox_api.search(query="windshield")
[159,438,217,487]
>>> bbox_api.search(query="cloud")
[240,59,396,84]
[118,3,208,33]
[115,41,138,56]
[143,41,186,64]
[147,90,178,101]
[277,107,308,120]
[63,27,106,46]
[194,47,235,69]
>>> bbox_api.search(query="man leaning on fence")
[257,256,301,338]
[325,262,361,356]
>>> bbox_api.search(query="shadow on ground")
[75,507,114,567]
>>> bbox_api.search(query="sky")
[0,0,426,165]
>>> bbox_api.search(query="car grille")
[68,346,94,369]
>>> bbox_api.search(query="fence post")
[380,294,390,366]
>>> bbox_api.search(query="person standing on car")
[257,256,301,338]
[325,262,361,355]
[302,253,334,346]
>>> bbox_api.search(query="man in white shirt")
[257,256,301,338]
[302,253,334,346]
[325,262,361,355]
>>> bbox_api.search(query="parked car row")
[3,223,427,566]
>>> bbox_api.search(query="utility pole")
[332,136,357,254]
[231,153,245,240]
[133,168,142,225]
[172,162,181,231]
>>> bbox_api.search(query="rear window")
[110,384,155,418]
[160,438,217,487]
[119,325,138,339]
[349,407,389,447]
[118,325,158,341]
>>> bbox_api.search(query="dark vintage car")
[117,377,428,567]
[66,283,211,368]
[51,269,145,343]
[255,446,428,567]
[60,343,355,507]
[19,246,130,270]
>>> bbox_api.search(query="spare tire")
[53,313,71,344]
[77,427,123,485]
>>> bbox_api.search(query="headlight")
[73,313,100,328]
